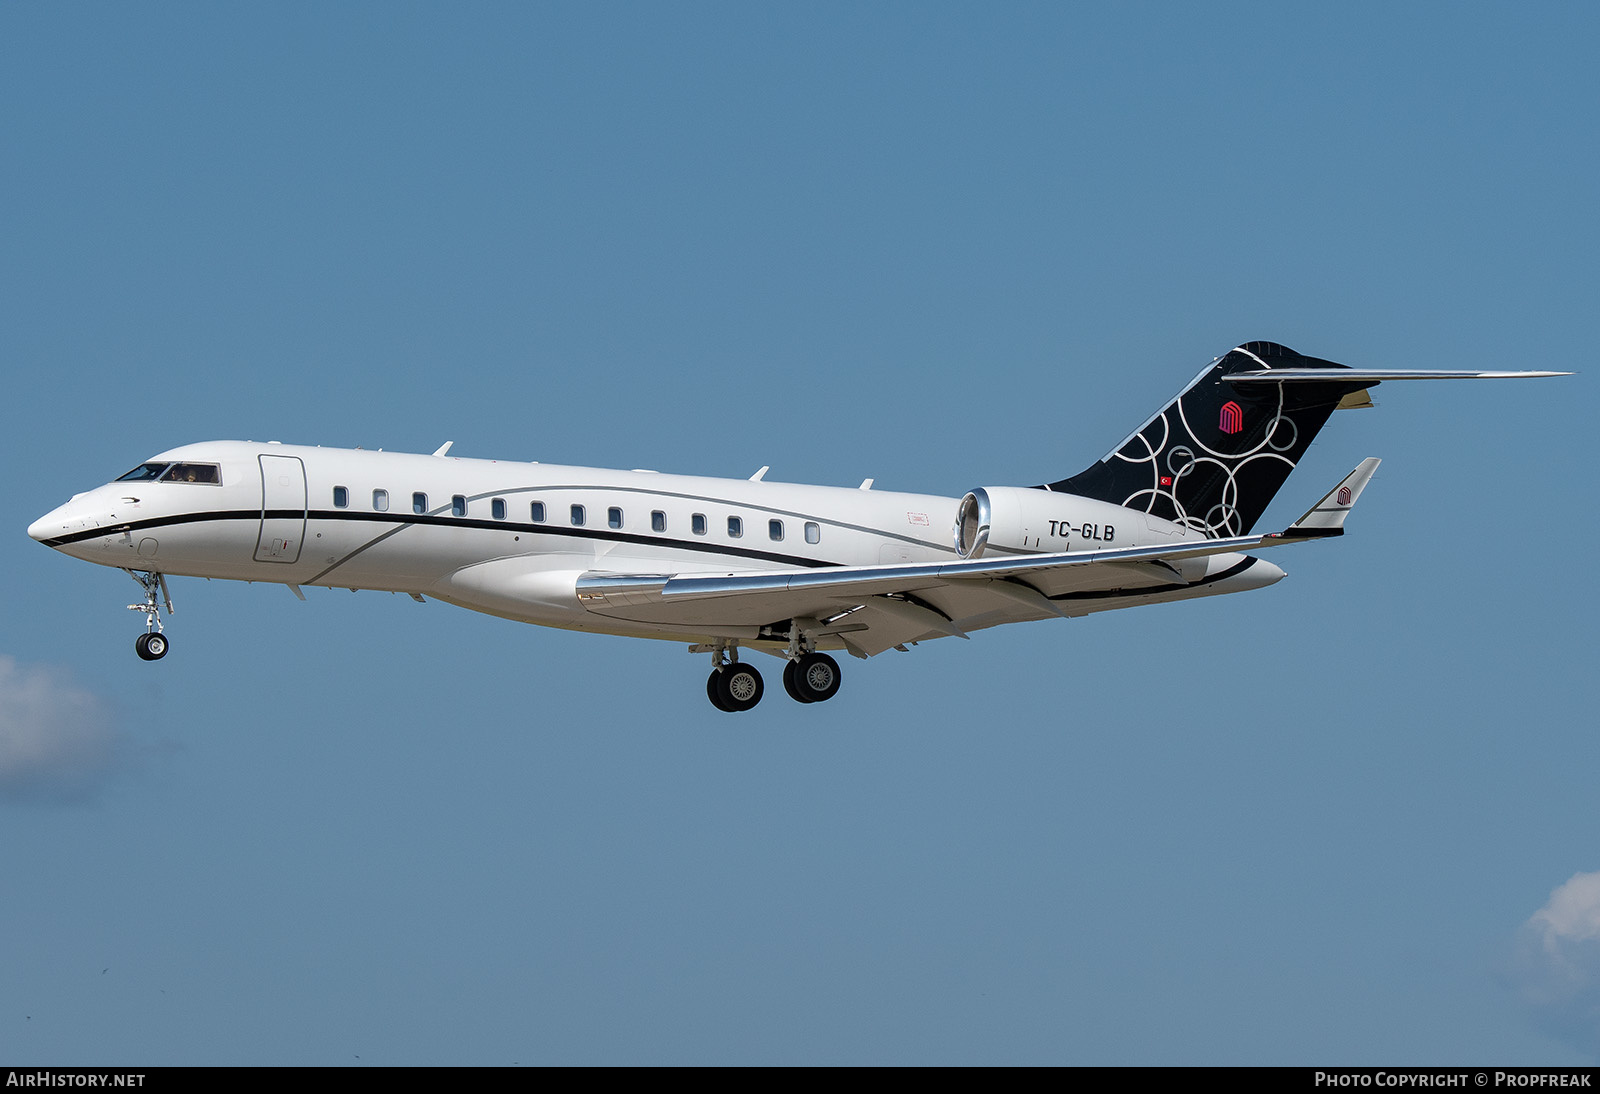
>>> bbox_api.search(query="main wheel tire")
[707,669,734,712]
[135,633,168,661]
[715,661,764,712]
[782,660,815,704]
[793,652,840,702]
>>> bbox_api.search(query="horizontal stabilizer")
[1281,458,1380,538]
[1226,368,1571,382]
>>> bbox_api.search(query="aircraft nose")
[29,510,62,544]
[28,502,86,546]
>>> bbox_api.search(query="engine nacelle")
[954,486,1195,559]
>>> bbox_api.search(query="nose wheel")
[125,569,173,662]
[135,632,169,660]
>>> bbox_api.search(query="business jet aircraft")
[28,341,1564,711]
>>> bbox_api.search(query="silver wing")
[572,460,1381,658]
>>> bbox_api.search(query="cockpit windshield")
[116,463,170,482]
[159,463,221,484]
[113,462,221,484]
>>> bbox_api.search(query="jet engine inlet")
[954,490,990,559]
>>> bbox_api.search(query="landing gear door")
[256,454,307,564]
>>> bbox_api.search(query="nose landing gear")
[126,569,172,661]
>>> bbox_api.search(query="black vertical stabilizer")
[1041,342,1373,536]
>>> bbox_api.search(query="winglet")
[433,441,454,458]
[1280,457,1381,538]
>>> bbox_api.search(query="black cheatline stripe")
[1046,556,1259,602]
[41,509,257,548]
[44,508,848,571]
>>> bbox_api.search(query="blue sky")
[3,2,1595,1065]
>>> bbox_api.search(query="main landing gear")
[699,632,843,713]
[126,569,173,661]
[783,653,841,704]
[707,656,764,713]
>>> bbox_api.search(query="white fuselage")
[29,441,965,638]
[29,440,1270,650]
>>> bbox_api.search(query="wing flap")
[571,537,1277,635]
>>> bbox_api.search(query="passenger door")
[255,454,307,563]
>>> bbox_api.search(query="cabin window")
[452,495,467,517]
[159,463,221,485]
[413,492,428,514]
[372,489,389,512]
[492,498,507,520]
[692,513,707,536]
[651,510,666,533]
[531,501,546,522]
[805,521,821,544]
[116,463,169,482]
[333,486,349,509]
[769,519,783,541]
[571,504,585,526]
[608,507,623,529]
[728,516,743,538]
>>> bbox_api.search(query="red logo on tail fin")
[1219,401,1243,434]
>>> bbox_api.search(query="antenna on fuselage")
[433,441,454,457]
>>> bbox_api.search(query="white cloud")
[1508,871,1600,1058]
[0,654,122,802]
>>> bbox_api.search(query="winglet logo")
[1337,486,1352,506]
[1219,401,1244,435]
